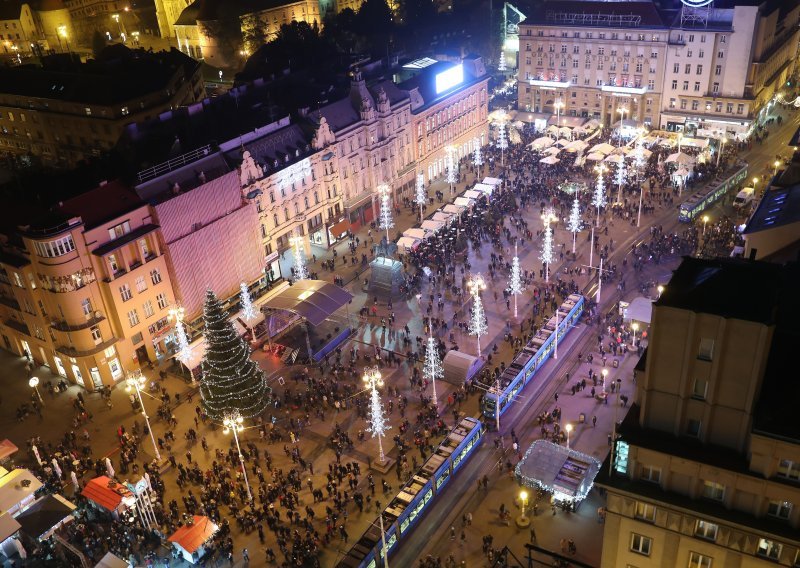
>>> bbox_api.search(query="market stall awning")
[260,280,353,327]
[94,552,130,568]
[472,183,494,195]
[462,190,482,200]
[403,228,430,240]
[540,156,560,165]
[15,493,75,540]
[0,440,18,461]
[482,177,502,186]
[81,476,132,512]
[329,219,351,239]
[624,296,653,324]
[589,143,615,155]
[0,469,42,514]
[666,151,695,165]
[169,516,219,555]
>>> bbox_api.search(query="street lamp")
[702,215,709,235]
[716,137,726,167]
[111,13,123,38]
[657,284,664,299]
[126,370,161,462]
[363,367,389,466]
[515,489,530,528]
[29,376,43,405]
[601,368,609,395]
[554,100,565,127]
[616,107,628,146]
[774,160,781,177]
[631,322,639,348]
[677,132,683,153]
[565,423,573,449]
[223,412,253,502]
[57,25,70,52]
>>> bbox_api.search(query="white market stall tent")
[530,136,555,150]
[431,211,454,224]
[454,197,475,209]
[585,152,605,161]
[623,296,653,325]
[442,204,465,215]
[589,142,615,155]
[396,236,421,253]
[421,220,446,233]
[403,228,431,240]
[540,156,560,165]
[472,183,494,196]
[666,152,695,165]
[482,177,503,188]
[462,190,482,200]
[0,470,42,517]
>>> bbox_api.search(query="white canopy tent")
[421,219,446,233]
[589,142,615,155]
[530,136,555,150]
[585,152,605,161]
[472,183,494,195]
[665,152,695,165]
[462,190,482,200]
[565,139,589,152]
[679,137,709,149]
[603,153,625,164]
[396,236,421,253]
[482,177,503,187]
[442,204,465,215]
[623,296,654,324]
[555,138,572,147]
[403,227,431,240]
[431,211,454,224]
[543,146,561,155]
[454,197,475,208]
[558,126,572,139]
[540,156,560,165]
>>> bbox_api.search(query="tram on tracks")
[481,294,585,420]
[335,417,484,568]
[678,164,748,222]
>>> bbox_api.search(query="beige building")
[0,45,203,167]
[0,181,176,390]
[0,0,75,55]
[597,257,800,568]
[517,1,668,126]
[404,56,490,181]
[517,0,800,137]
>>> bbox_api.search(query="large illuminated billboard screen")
[435,64,464,94]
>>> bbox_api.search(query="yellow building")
[0,1,41,54]
[0,45,203,167]
[597,257,800,568]
[0,182,177,390]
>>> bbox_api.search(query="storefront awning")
[329,219,350,238]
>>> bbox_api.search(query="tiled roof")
[81,476,131,511]
[168,516,218,554]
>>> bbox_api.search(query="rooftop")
[399,56,488,114]
[0,46,199,107]
[57,180,144,230]
[743,184,800,235]
[655,256,784,324]
[524,0,668,28]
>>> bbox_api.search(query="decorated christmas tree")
[200,289,270,421]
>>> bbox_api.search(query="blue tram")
[336,417,484,568]
[481,294,585,420]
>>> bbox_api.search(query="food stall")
[81,476,135,520]
[168,516,219,565]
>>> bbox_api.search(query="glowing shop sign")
[435,64,464,94]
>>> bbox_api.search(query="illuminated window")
[688,552,712,568]
[702,481,725,501]
[757,538,781,560]
[635,502,656,522]
[694,520,718,540]
[630,533,652,556]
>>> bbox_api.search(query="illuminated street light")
[602,368,609,395]
[126,370,161,461]
[657,284,664,299]
[363,367,390,466]
[702,215,709,235]
[516,489,530,528]
[565,423,573,449]
[631,322,639,348]
[554,99,564,127]
[29,376,43,405]
[222,412,253,502]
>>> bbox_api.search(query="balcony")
[103,268,127,283]
[50,314,105,332]
[56,337,117,358]
[0,295,20,311]
[3,319,30,336]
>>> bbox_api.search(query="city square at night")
[0,0,799,565]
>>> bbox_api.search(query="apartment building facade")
[405,56,490,181]
[597,258,800,568]
[518,0,800,138]
[0,181,176,390]
[0,47,203,167]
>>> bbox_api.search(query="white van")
[733,187,755,208]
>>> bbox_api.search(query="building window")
[121,106,129,115]
[685,64,691,74]
[726,103,733,113]
[150,268,162,285]
[694,82,700,92]
[674,63,680,73]
[692,379,707,400]
[647,81,654,91]
[689,552,712,568]
[630,533,652,556]
[108,254,120,274]
[34,235,76,258]
[757,539,781,560]
[680,100,687,110]
[687,419,702,437]
[683,81,689,91]
[715,65,721,76]
[156,292,168,310]
[85,107,92,116]
[640,465,661,483]
[119,284,132,301]
[90,325,102,344]
[135,276,147,292]
[737,104,744,115]
[778,459,800,480]
[696,65,702,74]
[694,520,718,541]
[672,80,678,89]
[767,500,792,519]
[635,502,656,522]
[128,309,139,327]
[143,300,154,318]
[712,82,719,94]
[720,35,726,43]
[81,298,92,316]
[669,98,676,109]
[108,221,131,240]
[692,101,699,111]
[702,481,725,501]
[698,338,714,361]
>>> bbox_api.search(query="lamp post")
[363,367,389,465]
[631,322,639,348]
[657,285,664,299]
[126,370,161,461]
[616,107,628,146]
[702,215,709,235]
[515,489,530,527]
[554,100,564,127]
[467,274,488,357]
[601,368,608,395]
[677,132,683,153]
[223,412,253,503]
[565,423,573,449]
[716,137,726,167]
[29,376,43,405]
[111,13,123,38]
[774,160,781,177]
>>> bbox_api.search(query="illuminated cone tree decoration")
[200,289,270,421]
